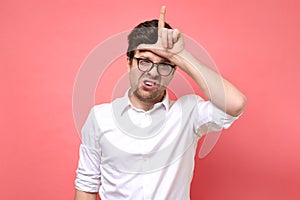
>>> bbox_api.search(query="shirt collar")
[115,89,171,116]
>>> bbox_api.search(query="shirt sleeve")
[193,95,241,135]
[75,107,102,193]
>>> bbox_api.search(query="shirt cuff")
[209,102,241,130]
[75,145,101,193]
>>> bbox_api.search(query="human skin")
[137,6,247,116]
[128,50,175,111]
[74,190,97,200]
[74,5,247,200]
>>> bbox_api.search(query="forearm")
[173,49,247,116]
[74,190,98,200]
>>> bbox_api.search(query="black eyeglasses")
[133,57,176,76]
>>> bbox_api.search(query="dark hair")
[127,19,172,62]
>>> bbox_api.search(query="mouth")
[142,79,159,90]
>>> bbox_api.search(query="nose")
[147,64,160,77]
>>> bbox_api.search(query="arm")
[74,108,102,200]
[138,6,247,116]
[172,49,247,117]
[75,190,97,200]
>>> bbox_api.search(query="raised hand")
[158,5,166,29]
[137,6,185,63]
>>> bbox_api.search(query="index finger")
[158,6,166,29]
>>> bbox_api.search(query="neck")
[129,90,165,111]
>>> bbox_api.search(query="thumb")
[136,41,164,52]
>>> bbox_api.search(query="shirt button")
[143,155,147,161]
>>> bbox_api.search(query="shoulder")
[92,96,128,117]
[168,94,207,114]
[92,102,112,115]
[176,94,205,105]
[82,103,112,133]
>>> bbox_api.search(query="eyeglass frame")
[133,57,176,77]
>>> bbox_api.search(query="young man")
[75,6,247,200]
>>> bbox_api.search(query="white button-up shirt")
[75,91,238,200]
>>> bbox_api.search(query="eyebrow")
[137,50,171,63]
[138,55,171,64]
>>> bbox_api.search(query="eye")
[139,59,152,66]
[159,63,172,70]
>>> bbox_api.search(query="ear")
[127,57,131,72]
[126,57,131,72]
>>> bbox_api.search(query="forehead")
[135,50,169,63]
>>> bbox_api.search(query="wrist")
[171,49,192,68]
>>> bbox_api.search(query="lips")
[142,79,158,89]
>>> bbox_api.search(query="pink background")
[1,0,300,199]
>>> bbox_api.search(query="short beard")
[133,87,165,103]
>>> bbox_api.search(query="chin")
[135,89,160,101]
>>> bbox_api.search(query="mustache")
[141,72,161,81]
